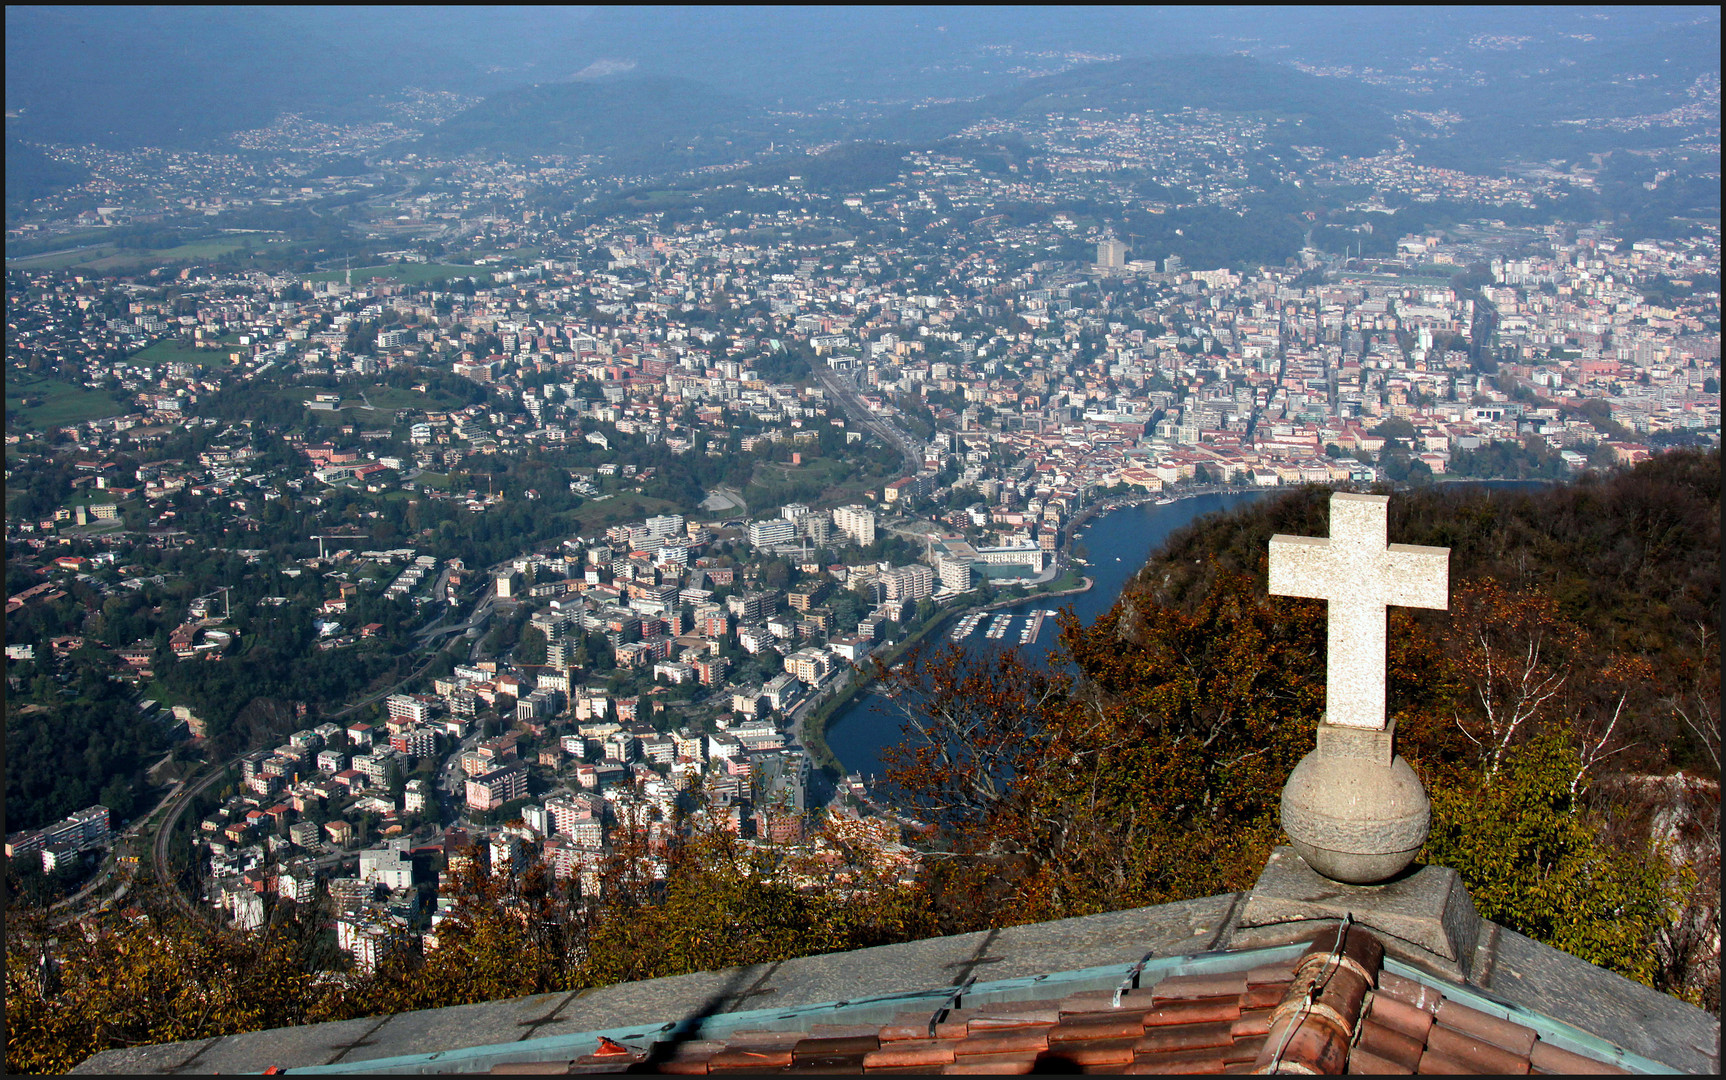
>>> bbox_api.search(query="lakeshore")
[818,488,1275,782]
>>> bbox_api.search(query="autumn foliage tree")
[5,892,331,1074]
[878,566,1327,929]
[878,450,1717,1006]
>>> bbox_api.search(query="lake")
[822,490,1276,780]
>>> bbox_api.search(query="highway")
[811,363,924,476]
[150,765,230,919]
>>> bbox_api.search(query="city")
[4,7,1719,1072]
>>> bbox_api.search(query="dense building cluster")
[6,89,1718,978]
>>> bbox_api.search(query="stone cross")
[1269,492,1449,730]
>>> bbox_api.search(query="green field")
[286,380,470,416]
[5,371,130,430]
[300,263,494,286]
[751,455,855,487]
[4,227,117,259]
[567,491,682,534]
[748,454,887,505]
[63,485,138,508]
[7,234,286,273]
[128,335,246,367]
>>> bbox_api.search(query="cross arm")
[1268,534,1333,600]
[1382,543,1450,610]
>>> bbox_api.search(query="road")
[136,579,495,920]
[812,364,923,476]
[150,766,230,919]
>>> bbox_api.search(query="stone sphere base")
[1280,744,1430,885]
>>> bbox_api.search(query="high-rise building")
[465,765,528,812]
[935,554,973,592]
[833,505,877,546]
[880,563,935,602]
[748,519,798,547]
[1096,237,1128,268]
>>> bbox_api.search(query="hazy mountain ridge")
[412,77,759,167]
[859,54,1403,159]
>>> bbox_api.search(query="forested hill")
[863,54,1402,158]
[1008,450,1718,1006]
[1131,449,1721,777]
[412,77,758,168]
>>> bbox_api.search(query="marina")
[1019,609,1051,644]
[984,613,1012,639]
[947,610,987,642]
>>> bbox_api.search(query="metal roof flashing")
[288,941,1313,1075]
[66,886,1719,1075]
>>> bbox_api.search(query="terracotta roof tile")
[1346,1044,1414,1075]
[1065,988,1157,1010]
[1123,1046,1231,1073]
[1231,1007,1275,1040]
[1254,1013,1351,1074]
[880,1010,973,1040]
[1037,1036,1142,1067]
[791,1036,878,1070]
[1049,1016,1149,1043]
[1412,1046,1477,1074]
[707,1046,794,1069]
[1356,1017,1426,1072]
[1242,980,1293,1009]
[794,1035,880,1060]
[862,1038,957,1068]
[951,1027,1052,1056]
[1295,964,1372,1033]
[969,1008,1063,1030]
[1142,996,1241,1027]
[1246,960,1301,986]
[1433,999,1536,1057]
[1133,1019,1235,1053]
[648,1039,727,1074]
[1527,1040,1629,1075]
[1316,926,1385,983]
[939,1050,1041,1073]
[1365,993,1437,1042]
[480,927,1640,1077]
[575,1048,649,1071]
[726,1029,809,1048]
[1150,971,1249,1000]
[1424,1023,1529,1074]
[1221,1035,1268,1064]
[807,1024,886,1038]
[1376,971,1444,1013]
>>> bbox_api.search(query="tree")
[1422,728,1674,987]
[4,893,329,1074]
[516,625,548,667]
[879,567,1326,928]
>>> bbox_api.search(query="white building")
[880,563,934,602]
[358,840,414,892]
[833,505,877,546]
[748,518,798,547]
